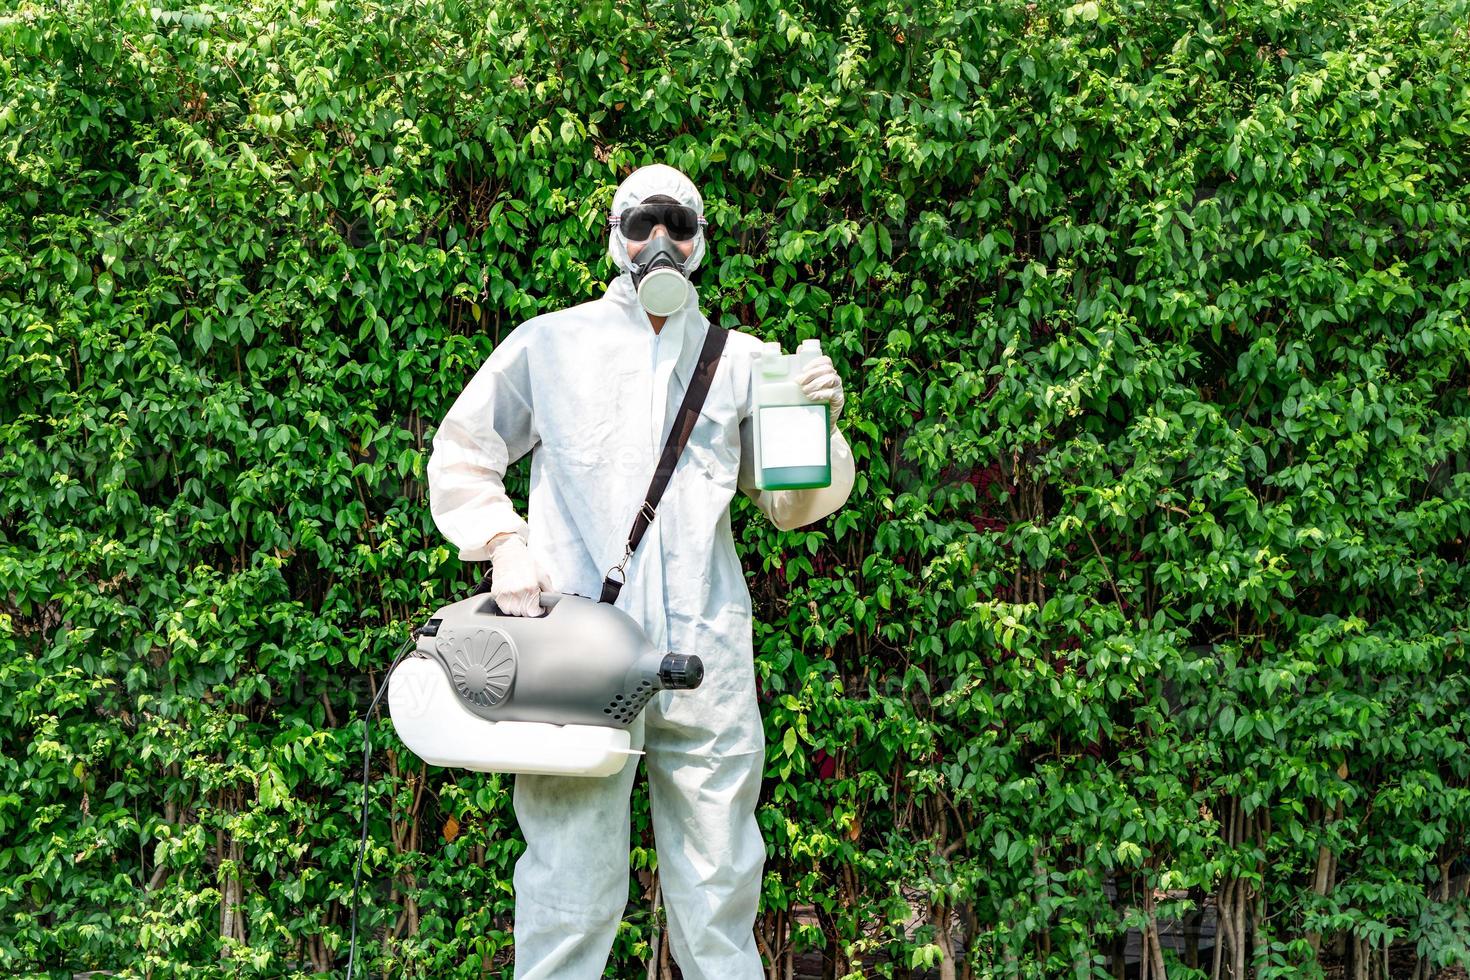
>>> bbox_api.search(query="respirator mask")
[612,199,706,317]
[631,235,695,316]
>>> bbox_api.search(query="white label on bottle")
[759,405,827,469]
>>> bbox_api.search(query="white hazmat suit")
[425,163,855,979]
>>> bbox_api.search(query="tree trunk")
[1305,798,1343,960]
[1214,876,1238,980]
[934,900,957,980]
[815,901,842,980]
[1231,881,1247,980]
[783,915,794,980]
[1182,898,1202,971]
[645,874,662,980]
[218,831,247,955]
[755,909,779,980]
[1350,935,1368,980]
[1141,884,1167,980]
[958,901,976,980]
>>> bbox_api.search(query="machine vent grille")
[603,679,656,725]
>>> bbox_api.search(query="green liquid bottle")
[752,339,832,490]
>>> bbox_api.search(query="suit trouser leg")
[510,715,643,980]
[645,735,766,980]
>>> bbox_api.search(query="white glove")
[796,354,845,431]
[486,533,553,617]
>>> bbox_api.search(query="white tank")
[388,658,639,777]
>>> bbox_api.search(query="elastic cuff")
[455,517,529,562]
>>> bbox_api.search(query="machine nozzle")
[658,654,704,690]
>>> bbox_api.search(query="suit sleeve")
[737,416,856,532]
[426,328,539,562]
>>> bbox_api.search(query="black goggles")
[610,203,704,242]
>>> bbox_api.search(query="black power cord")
[344,575,489,977]
[344,633,418,980]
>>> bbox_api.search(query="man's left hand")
[796,355,845,431]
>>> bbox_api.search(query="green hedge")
[2,0,1468,976]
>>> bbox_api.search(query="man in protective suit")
[426,163,855,979]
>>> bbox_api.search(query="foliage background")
[2,0,1469,977]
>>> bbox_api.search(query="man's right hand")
[487,533,553,617]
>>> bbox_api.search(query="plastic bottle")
[751,339,832,490]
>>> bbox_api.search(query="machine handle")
[473,592,561,618]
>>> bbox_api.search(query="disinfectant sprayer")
[345,590,702,978]
[388,591,703,777]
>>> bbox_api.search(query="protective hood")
[606,163,707,277]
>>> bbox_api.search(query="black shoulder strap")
[600,321,729,604]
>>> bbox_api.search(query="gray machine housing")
[416,591,703,728]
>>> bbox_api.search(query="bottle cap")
[760,341,785,376]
